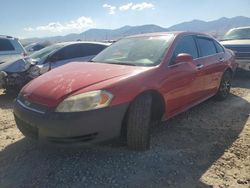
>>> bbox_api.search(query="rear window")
[0,39,15,51]
[197,37,217,57]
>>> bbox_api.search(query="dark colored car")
[0,41,110,93]
[220,26,250,72]
[25,42,51,54]
[14,32,237,150]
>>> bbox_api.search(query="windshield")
[29,44,64,60]
[222,28,250,40]
[92,35,174,66]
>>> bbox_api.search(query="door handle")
[196,64,204,70]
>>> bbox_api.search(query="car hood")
[21,62,148,107]
[220,39,250,46]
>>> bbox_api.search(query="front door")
[161,35,204,118]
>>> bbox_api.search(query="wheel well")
[225,68,233,77]
[148,91,165,121]
[120,90,165,138]
[125,90,165,122]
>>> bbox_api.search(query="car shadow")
[0,90,15,109]
[232,72,250,90]
[1,92,249,188]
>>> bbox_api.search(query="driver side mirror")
[174,53,193,64]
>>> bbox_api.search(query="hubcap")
[220,77,231,97]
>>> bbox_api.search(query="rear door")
[195,36,225,96]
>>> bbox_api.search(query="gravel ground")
[0,74,249,188]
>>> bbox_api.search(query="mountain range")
[21,16,250,45]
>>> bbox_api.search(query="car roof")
[125,31,213,38]
[0,35,18,40]
[230,26,250,30]
[56,41,111,46]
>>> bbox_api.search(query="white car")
[0,35,27,65]
[220,27,250,72]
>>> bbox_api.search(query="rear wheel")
[126,94,152,151]
[215,71,232,101]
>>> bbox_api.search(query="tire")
[215,71,232,101]
[126,94,152,151]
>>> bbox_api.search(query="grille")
[226,46,250,60]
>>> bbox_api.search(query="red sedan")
[13,32,237,150]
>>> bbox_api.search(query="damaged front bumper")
[0,71,7,89]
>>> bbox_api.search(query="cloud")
[24,27,34,32]
[119,3,133,11]
[103,4,116,15]
[24,16,94,33]
[131,2,155,10]
[119,2,155,11]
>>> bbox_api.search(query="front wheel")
[126,94,152,151]
[215,71,232,101]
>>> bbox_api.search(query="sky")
[1,0,250,38]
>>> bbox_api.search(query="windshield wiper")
[90,60,137,66]
[106,62,137,66]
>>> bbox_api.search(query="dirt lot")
[0,74,249,188]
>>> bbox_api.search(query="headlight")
[28,65,41,78]
[0,71,7,88]
[0,71,7,79]
[55,90,113,112]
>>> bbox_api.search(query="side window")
[33,44,44,51]
[196,37,217,57]
[82,44,107,56]
[173,35,198,61]
[50,48,65,62]
[59,44,107,60]
[214,41,224,53]
[50,44,107,62]
[63,45,81,60]
[53,45,81,61]
[0,39,15,51]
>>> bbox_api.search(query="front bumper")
[13,97,129,145]
[236,59,250,71]
[0,71,7,89]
